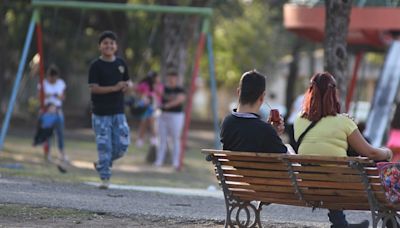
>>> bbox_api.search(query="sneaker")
[99,179,110,190]
[57,164,67,174]
[59,154,70,164]
[347,220,369,228]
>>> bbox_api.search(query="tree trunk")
[161,14,188,82]
[160,0,205,83]
[324,0,352,108]
[285,39,302,118]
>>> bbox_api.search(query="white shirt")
[288,95,304,124]
[39,79,66,107]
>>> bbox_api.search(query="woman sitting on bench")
[294,72,393,228]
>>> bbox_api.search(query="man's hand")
[115,81,128,92]
[268,115,285,136]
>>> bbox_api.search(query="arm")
[89,81,128,94]
[57,90,66,101]
[88,61,128,94]
[163,93,186,109]
[347,129,392,161]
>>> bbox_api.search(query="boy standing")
[88,31,131,189]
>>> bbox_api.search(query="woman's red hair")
[301,72,340,121]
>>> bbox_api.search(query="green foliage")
[209,1,291,87]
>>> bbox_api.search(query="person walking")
[88,31,131,189]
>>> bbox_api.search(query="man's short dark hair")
[238,70,266,105]
[98,30,117,44]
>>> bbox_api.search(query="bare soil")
[0,204,311,228]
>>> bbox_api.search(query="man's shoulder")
[115,56,127,65]
[89,58,102,68]
[222,114,271,129]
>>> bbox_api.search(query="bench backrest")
[202,149,394,211]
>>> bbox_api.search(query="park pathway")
[0,176,373,227]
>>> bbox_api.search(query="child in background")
[135,71,164,148]
[33,103,60,147]
[39,64,67,163]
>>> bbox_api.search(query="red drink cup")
[270,109,280,123]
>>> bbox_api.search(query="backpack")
[377,162,400,204]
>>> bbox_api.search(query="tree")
[211,1,292,87]
[324,0,352,106]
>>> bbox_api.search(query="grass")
[0,203,93,220]
[0,129,218,189]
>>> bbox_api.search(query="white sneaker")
[99,179,110,190]
[60,154,70,164]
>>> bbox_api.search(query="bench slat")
[235,194,305,207]
[302,195,368,203]
[296,173,363,182]
[227,184,296,193]
[292,165,359,174]
[220,161,288,171]
[308,203,370,210]
[297,180,365,190]
[221,169,290,179]
[301,188,381,197]
[282,154,374,164]
[224,176,292,186]
[214,154,284,163]
[231,190,299,200]
[235,194,370,210]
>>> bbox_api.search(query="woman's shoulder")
[294,116,309,124]
[335,113,356,122]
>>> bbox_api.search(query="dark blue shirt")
[220,111,287,153]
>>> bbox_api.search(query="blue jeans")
[92,114,130,180]
[46,111,65,155]
[328,210,348,228]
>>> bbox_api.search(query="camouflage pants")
[92,114,130,180]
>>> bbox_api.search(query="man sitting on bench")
[220,70,291,154]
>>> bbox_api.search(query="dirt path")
[0,176,373,227]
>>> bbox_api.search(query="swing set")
[0,0,221,170]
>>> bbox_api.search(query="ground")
[0,127,371,227]
[0,204,319,228]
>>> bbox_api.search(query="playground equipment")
[284,0,400,152]
[363,41,400,147]
[0,0,221,170]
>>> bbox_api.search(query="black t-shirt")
[220,112,287,153]
[161,86,185,112]
[88,57,129,115]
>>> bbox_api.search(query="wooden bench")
[202,149,400,228]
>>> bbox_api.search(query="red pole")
[36,23,46,111]
[345,52,363,112]
[178,32,207,171]
[35,21,49,156]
